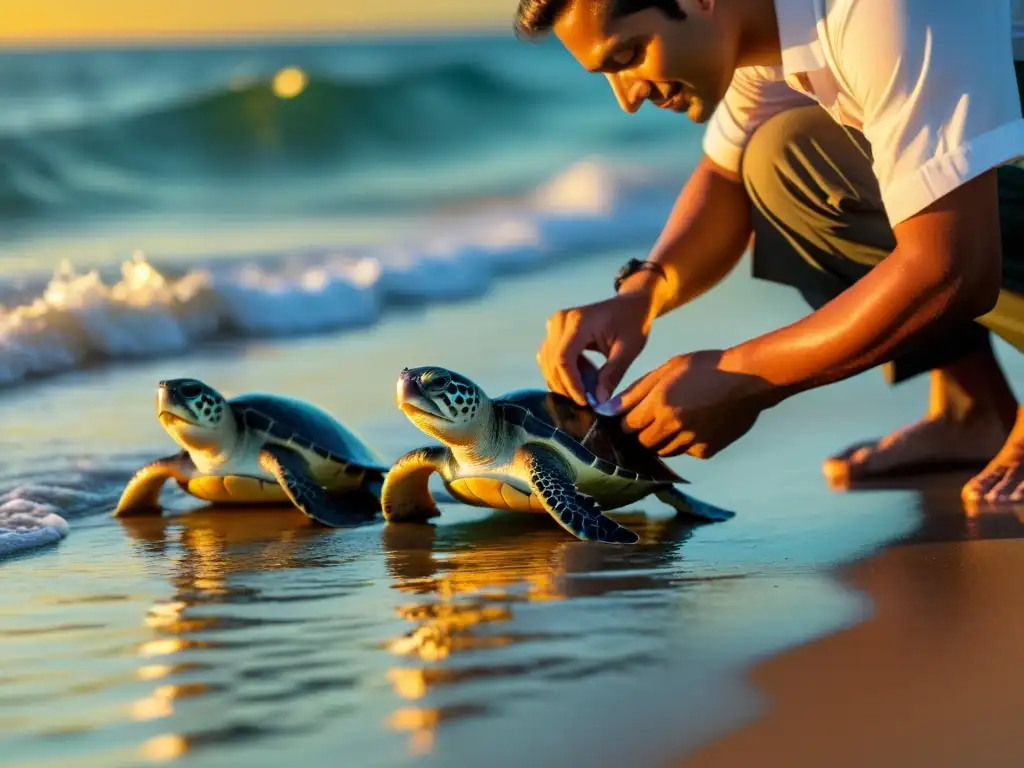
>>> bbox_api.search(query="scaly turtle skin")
[115,378,388,527]
[382,366,735,544]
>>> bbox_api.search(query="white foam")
[0,472,130,560]
[0,498,69,558]
[0,158,665,388]
[533,157,621,215]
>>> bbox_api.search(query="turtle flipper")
[259,445,371,528]
[381,446,450,523]
[656,487,735,523]
[115,452,195,517]
[518,444,639,544]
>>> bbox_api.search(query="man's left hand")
[605,350,776,458]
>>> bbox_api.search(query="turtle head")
[396,366,490,445]
[156,378,235,453]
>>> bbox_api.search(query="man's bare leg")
[823,344,1017,488]
[740,103,1024,499]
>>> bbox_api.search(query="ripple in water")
[0,502,759,766]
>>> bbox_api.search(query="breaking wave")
[0,159,672,388]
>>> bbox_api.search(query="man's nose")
[605,73,649,114]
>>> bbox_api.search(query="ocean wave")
[0,159,669,389]
[0,61,541,216]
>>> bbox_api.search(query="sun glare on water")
[272,66,308,99]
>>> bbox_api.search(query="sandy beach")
[684,480,1024,768]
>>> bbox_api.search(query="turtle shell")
[496,389,684,484]
[229,394,389,473]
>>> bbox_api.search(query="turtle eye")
[179,383,202,399]
[422,373,450,392]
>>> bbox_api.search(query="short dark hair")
[514,0,687,40]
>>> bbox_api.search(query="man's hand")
[538,289,656,406]
[536,157,755,406]
[609,351,776,458]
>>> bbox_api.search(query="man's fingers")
[541,311,591,406]
[555,351,589,406]
[658,431,697,458]
[685,441,715,459]
[616,368,660,412]
[637,424,666,451]
[536,344,554,390]
[578,355,601,403]
[595,339,637,403]
[621,392,656,433]
[537,342,566,397]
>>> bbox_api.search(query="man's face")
[553,0,735,123]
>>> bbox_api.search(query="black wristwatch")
[614,258,667,294]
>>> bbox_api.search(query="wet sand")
[683,476,1024,768]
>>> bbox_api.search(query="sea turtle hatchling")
[114,378,389,527]
[382,366,735,544]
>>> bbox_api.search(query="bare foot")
[962,407,1024,503]
[824,347,1017,489]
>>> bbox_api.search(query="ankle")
[926,357,1017,427]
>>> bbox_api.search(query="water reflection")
[382,511,705,599]
[831,469,1024,545]
[379,509,731,755]
[111,504,746,763]
[118,506,337,763]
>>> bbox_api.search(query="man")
[521,0,1024,503]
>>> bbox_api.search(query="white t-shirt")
[702,0,1024,226]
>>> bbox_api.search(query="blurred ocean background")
[0,36,703,386]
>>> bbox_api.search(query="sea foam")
[0,158,669,388]
[0,497,70,558]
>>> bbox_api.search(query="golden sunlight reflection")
[117,507,335,756]
[387,707,441,756]
[272,67,308,99]
[138,638,191,659]
[144,601,189,630]
[138,734,189,763]
[378,512,701,753]
[131,694,174,722]
[386,668,429,701]
[137,664,178,681]
[387,601,514,661]
[131,681,211,723]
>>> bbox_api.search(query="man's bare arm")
[541,153,758,404]
[722,170,1003,399]
[617,155,754,320]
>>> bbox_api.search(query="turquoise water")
[0,35,703,390]
[0,35,697,221]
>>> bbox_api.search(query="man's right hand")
[537,287,657,407]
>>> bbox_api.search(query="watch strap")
[614,258,667,293]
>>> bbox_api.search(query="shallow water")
[4,247,997,766]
